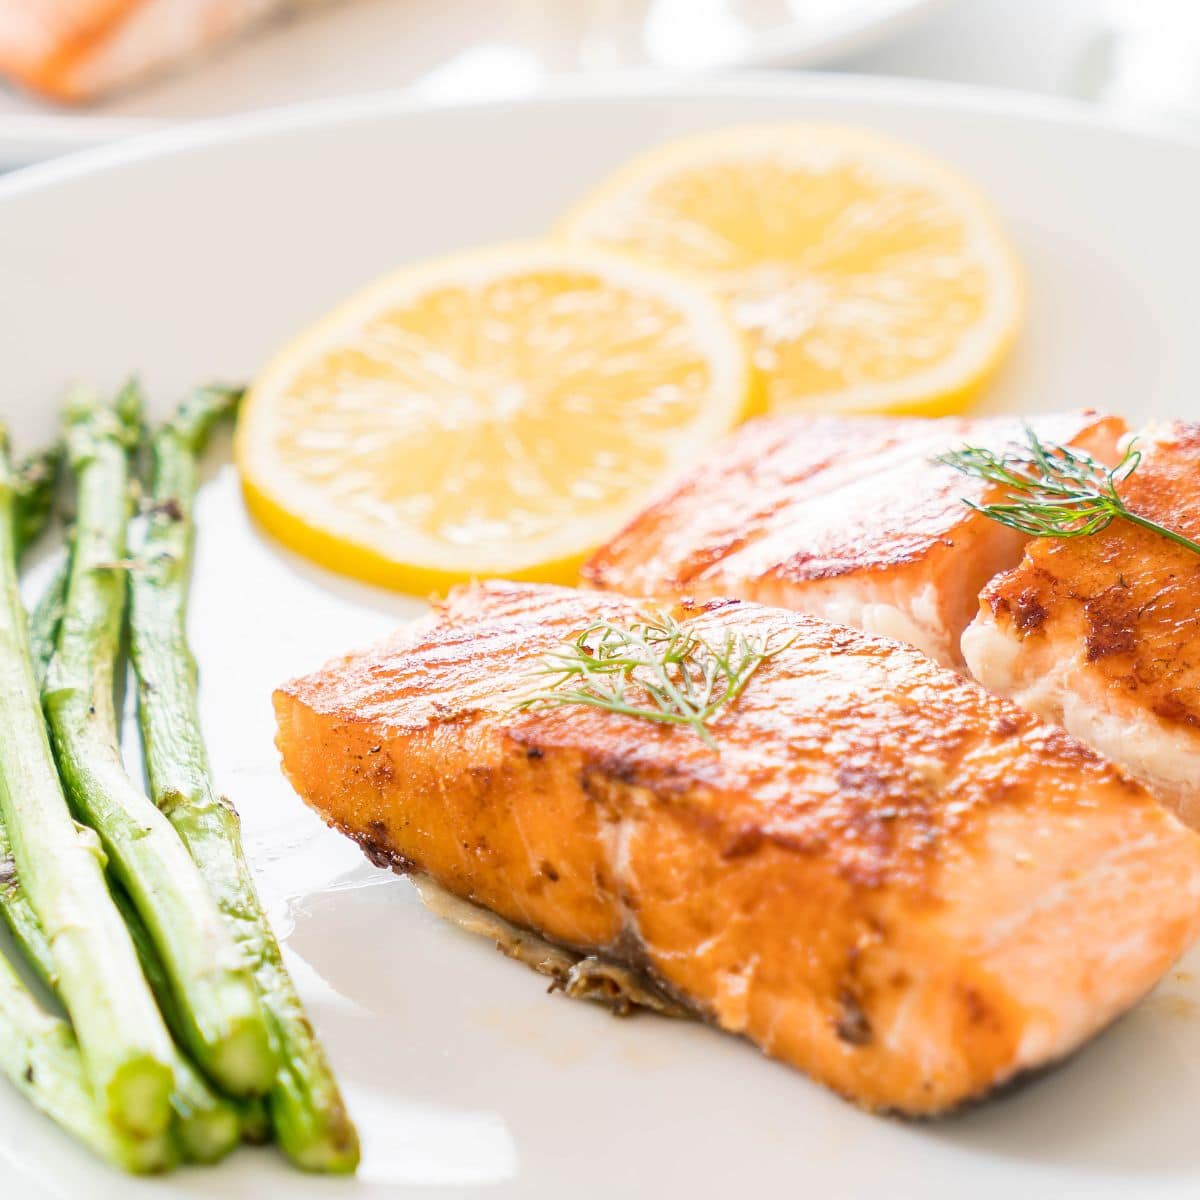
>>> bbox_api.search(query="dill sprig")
[517,611,794,749]
[936,426,1200,557]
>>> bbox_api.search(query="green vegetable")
[0,818,240,1164]
[520,610,796,749]
[0,481,65,990]
[236,1096,272,1146]
[12,444,61,558]
[0,422,176,1142]
[0,950,176,1174]
[110,888,243,1163]
[44,384,276,1101]
[938,426,1200,556]
[129,386,360,1172]
[27,560,67,691]
[10,473,242,1167]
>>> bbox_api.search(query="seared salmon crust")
[584,411,1125,668]
[964,421,1200,829]
[275,581,1200,1116]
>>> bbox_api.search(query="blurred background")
[2,0,1200,169]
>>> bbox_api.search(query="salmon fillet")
[583,411,1126,668]
[0,0,318,101]
[964,421,1200,828]
[273,580,1200,1115]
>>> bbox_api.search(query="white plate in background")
[3,76,1200,1197]
[0,0,942,168]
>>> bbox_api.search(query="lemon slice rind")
[558,123,1023,417]
[237,241,753,591]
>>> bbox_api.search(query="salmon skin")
[964,421,1200,829]
[274,580,1200,1116]
[0,0,322,101]
[584,411,1125,668]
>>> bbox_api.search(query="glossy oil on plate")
[0,0,941,168]
[3,76,1200,1199]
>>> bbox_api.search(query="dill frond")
[936,427,1200,557]
[517,610,794,749]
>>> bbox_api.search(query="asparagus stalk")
[14,565,249,1164]
[0,951,176,1174]
[0,451,181,1170]
[0,831,56,989]
[44,385,277,1100]
[21,435,265,1154]
[237,1095,272,1146]
[13,445,61,559]
[0,449,175,1173]
[129,386,360,1172]
[2,486,67,1010]
[0,529,63,987]
[0,423,176,1140]
[0,819,240,1162]
[108,889,246,1162]
[27,559,67,690]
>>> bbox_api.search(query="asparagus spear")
[7,600,241,1161]
[0,456,177,1171]
[129,386,360,1172]
[1,469,67,987]
[44,385,276,1100]
[0,951,177,1174]
[108,889,246,1162]
[0,423,176,1140]
[237,1095,272,1146]
[0,831,56,990]
[27,559,67,690]
[0,819,241,1163]
[0,456,175,1172]
[22,439,268,1153]
[15,564,250,1164]
[13,445,61,559]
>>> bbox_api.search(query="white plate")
[3,75,1200,1199]
[0,0,942,169]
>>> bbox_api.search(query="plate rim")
[3,69,1200,207]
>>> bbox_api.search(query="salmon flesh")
[584,412,1125,668]
[274,581,1200,1115]
[964,421,1200,829]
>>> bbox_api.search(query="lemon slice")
[559,124,1023,416]
[237,242,753,591]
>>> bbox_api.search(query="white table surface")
[839,0,1110,96]
[839,0,1200,134]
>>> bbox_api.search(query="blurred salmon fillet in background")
[0,0,324,101]
[584,411,1125,669]
[965,422,1200,829]
[274,581,1200,1115]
